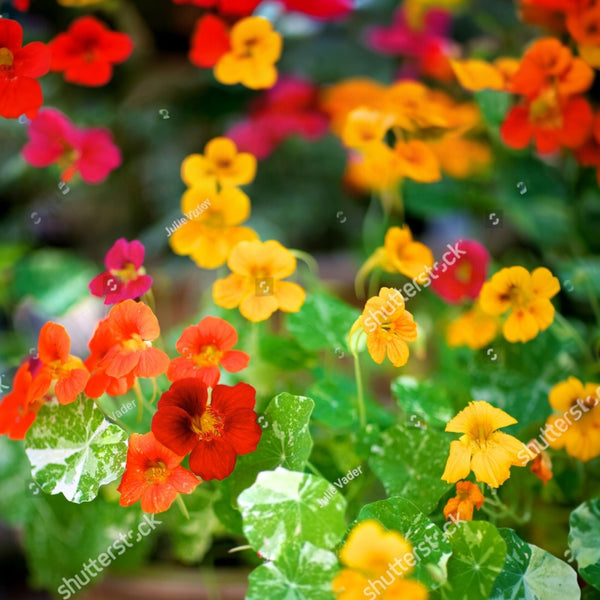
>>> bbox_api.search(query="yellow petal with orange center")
[503,309,539,342]
[240,293,279,322]
[181,154,218,188]
[446,400,517,435]
[394,140,441,183]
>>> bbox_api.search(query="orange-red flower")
[118,432,200,513]
[443,481,485,521]
[29,322,89,405]
[168,316,249,387]
[98,300,169,379]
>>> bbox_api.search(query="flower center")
[122,333,149,352]
[111,262,142,285]
[193,344,223,368]
[145,461,169,484]
[506,284,532,309]
[190,408,224,441]
[0,48,14,70]
[455,261,472,284]
[529,88,563,129]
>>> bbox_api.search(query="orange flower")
[349,287,418,367]
[446,302,500,350]
[343,145,400,192]
[567,4,600,66]
[29,322,89,405]
[181,137,257,189]
[118,432,200,513]
[169,181,258,269]
[443,481,485,521]
[341,107,395,150]
[393,140,441,182]
[214,16,282,89]
[525,442,554,484]
[213,240,305,322]
[576,109,600,183]
[451,59,507,91]
[98,300,170,379]
[429,136,491,179]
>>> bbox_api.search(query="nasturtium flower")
[441,401,532,488]
[168,316,250,387]
[214,16,282,90]
[98,300,169,380]
[152,379,262,480]
[332,519,428,600]
[545,377,600,462]
[429,136,492,179]
[13,0,29,10]
[350,287,418,368]
[280,0,354,19]
[57,0,104,5]
[172,0,261,17]
[393,139,441,182]
[451,57,519,92]
[48,16,134,87]
[181,137,257,189]
[189,14,231,68]
[0,19,50,119]
[526,443,553,485]
[118,432,200,514]
[0,359,46,440]
[22,108,122,183]
[89,238,152,305]
[29,322,89,405]
[169,181,258,269]
[479,266,560,343]
[213,240,305,322]
[443,481,485,521]
[446,301,500,350]
[341,107,395,151]
[431,239,489,303]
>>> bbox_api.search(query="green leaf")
[286,291,359,354]
[391,376,455,428]
[229,393,314,499]
[569,497,600,590]
[0,437,36,524]
[25,398,128,503]
[556,257,600,302]
[247,542,338,600]
[357,497,451,590]
[490,528,580,600]
[307,375,358,428]
[369,425,452,514]
[440,521,506,600]
[259,334,318,371]
[239,467,347,561]
[474,89,511,128]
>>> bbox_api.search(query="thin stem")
[306,461,326,479]
[133,379,145,423]
[289,249,319,276]
[176,494,190,520]
[228,545,253,554]
[353,349,367,430]
[92,398,134,435]
[149,377,159,404]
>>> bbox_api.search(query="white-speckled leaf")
[490,528,580,600]
[239,467,347,561]
[247,542,338,600]
[24,398,128,503]
[440,521,506,600]
[569,498,600,590]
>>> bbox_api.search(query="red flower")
[189,14,231,69]
[89,238,153,305]
[575,110,600,185]
[118,432,200,513]
[431,239,489,304]
[13,0,29,11]
[168,316,249,387]
[22,108,122,183]
[280,0,354,19]
[152,379,261,481]
[0,359,45,440]
[48,16,133,87]
[98,300,169,380]
[226,76,329,159]
[172,0,261,17]
[29,322,90,405]
[0,19,50,119]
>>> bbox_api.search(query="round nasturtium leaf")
[569,498,600,591]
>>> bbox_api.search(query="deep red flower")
[189,14,231,69]
[226,76,328,159]
[0,359,45,440]
[0,19,50,119]
[48,16,133,87]
[89,238,153,305]
[576,111,600,185]
[22,108,122,183]
[172,0,261,17]
[280,0,354,19]
[168,317,249,387]
[13,0,29,11]
[152,379,261,481]
[118,432,200,513]
[430,239,489,304]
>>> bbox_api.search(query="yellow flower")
[545,377,600,462]
[383,81,448,132]
[57,0,102,5]
[393,140,441,183]
[341,107,395,151]
[429,137,491,179]
[181,137,257,189]
[332,520,428,600]
[214,16,282,90]
[441,401,532,488]
[169,181,258,269]
[443,481,485,522]
[343,146,399,192]
[446,302,500,350]
[213,240,305,322]
[479,266,560,343]
[350,287,418,367]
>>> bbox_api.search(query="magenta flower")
[430,239,489,304]
[226,77,328,159]
[89,238,152,305]
[21,108,122,184]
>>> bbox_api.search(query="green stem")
[583,273,600,327]
[176,494,190,520]
[554,312,593,362]
[289,249,319,276]
[306,461,326,479]
[353,349,367,430]
[133,379,145,423]
[92,398,134,435]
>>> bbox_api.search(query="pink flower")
[279,0,353,19]
[431,239,489,304]
[367,7,456,81]
[89,238,152,305]
[21,108,122,183]
[226,77,328,159]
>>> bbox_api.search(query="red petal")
[189,439,237,480]
[500,106,533,150]
[152,405,198,456]
[135,347,169,378]
[14,42,50,78]
[0,19,23,53]
[220,349,250,373]
[169,465,201,493]
[223,408,262,454]
[141,484,179,513]
[280,0,353,19]
[0,75,43,119]
[211,382,256,414]
[189,15,231,68]
[38,322,71,363]
[54,367,89,404]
